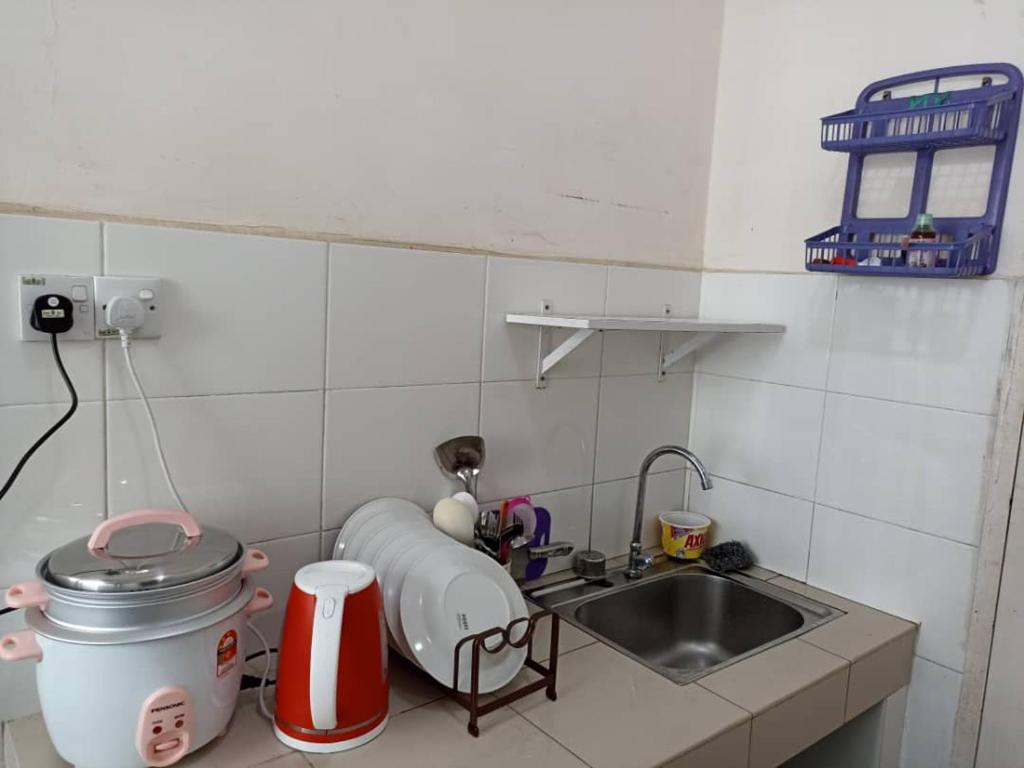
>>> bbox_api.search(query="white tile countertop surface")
[3,570,916,768]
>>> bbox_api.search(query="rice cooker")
[0,509,274,768]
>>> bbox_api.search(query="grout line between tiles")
[745,709,754,768]
[508,708,595,767]
[805,275,840,580]
[100,221,110,521]
[249,753,305,768]
[694,468,982,549]
[318,245,331,533]
[397,694,446,718]
[914,652,965,676]
[0,397,106,410]
[476,258,490,436]
[692,683,756,719]
[481,472,682,518]
[662,718,753,767]
[804,624,916,667]
[774,586,962,674]
[586,287,610,550]
[105,386,327,403]
[693,470,814,504]
[812,502,980,550]
[111,370,701,401]
[592,465,683,486]
[698,656,851,719]
[696,369,998,419]
[249,530,322,547]
[841,664,854,723]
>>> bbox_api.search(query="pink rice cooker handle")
[244,588,274,616]
[0,630,42,663]
[241,548,270,577]
[5,581,48,610]
[88,509,202,552]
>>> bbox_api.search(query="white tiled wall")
[688,270,1017,768]
[899,657,963,768]
[7,212,1008,767]
[103,225,329,400]
[0,213,701,721]
[107,391,325,542]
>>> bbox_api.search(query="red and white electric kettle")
[273,561,388,753]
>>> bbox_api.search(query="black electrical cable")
[0,334,79,503]
[241,647,279,689]
[245,648,279,662]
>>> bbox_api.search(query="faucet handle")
[625,542,654,579]
[529,541,574,560]
[510,541,574,583]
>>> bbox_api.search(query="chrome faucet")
[626,445,713,579]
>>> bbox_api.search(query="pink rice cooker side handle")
[244,588,274,616]
[240,548,270,577]
[88,509,202,552]
[0,630,42,663]
[5,581,48,610]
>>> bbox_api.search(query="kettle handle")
[88,509,202,552]
[309,585,350,731]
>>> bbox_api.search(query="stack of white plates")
[332,497,528,693]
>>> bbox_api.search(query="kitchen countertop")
[3,568,916,768]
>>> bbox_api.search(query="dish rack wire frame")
[805,63,1022,278]
[448,610,559,737]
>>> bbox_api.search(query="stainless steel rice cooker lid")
[39,517,243,593]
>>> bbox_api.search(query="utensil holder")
[448,610,559,737]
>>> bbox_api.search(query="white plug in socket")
[106,296,146,334]
[94,276,162,339]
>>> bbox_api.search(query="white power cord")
[116,324,188,512]
[246,619,275,722]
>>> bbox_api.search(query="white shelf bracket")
[509,309,783,386]
[658,332,721,380]
[536,328,596,389]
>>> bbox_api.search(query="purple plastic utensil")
[524,507,551,581]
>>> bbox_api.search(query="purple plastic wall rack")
[805,63,1021,278]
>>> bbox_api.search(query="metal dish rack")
[806,63,1021,278]
[448,610,559,737]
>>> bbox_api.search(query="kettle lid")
[293,561,375,596]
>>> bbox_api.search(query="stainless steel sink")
[526,561,842,685]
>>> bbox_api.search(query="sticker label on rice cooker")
[217,630,238,678]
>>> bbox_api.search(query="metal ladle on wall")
[433,435,486,496]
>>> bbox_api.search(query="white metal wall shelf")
[505,313,785,388]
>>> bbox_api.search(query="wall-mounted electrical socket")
[93,276,163,339]
[17,275,96,341]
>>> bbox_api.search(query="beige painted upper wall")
[705,0,1024,275]
[0,0,723,269]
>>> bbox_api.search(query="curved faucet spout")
[627,445,713,579]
